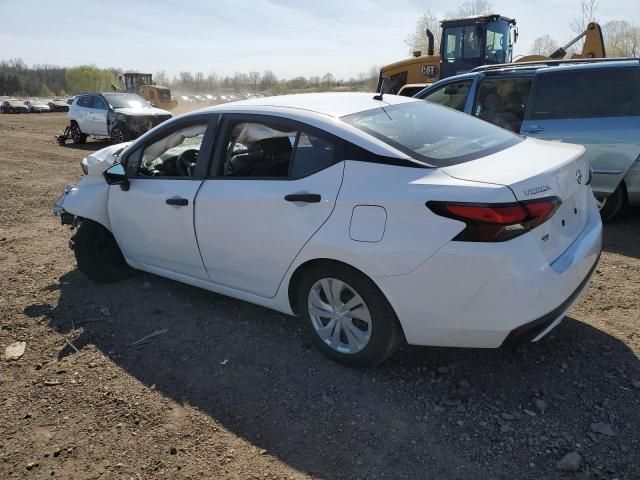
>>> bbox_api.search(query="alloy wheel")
[112,127,124,144]
[307,278,372,354]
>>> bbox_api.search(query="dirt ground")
[0,112,638,480]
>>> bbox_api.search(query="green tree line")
[0,58,118,97]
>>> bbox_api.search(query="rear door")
[194,115,345,298]
[74,95,93,133]
[520,66,640,199]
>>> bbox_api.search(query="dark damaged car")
[68,93,172,144]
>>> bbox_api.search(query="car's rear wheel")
[71,220,134,283]
[596,184,625,222]
[298,263,403,367]
[70,123,87,144]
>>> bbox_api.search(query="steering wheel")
[177,149,199,176]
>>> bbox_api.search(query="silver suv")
[416,59,640,221]
[68,93,172,144]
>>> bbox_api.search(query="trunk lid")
[442,138,591,263]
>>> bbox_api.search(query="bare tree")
[603,20,640,57]
[530,35,559,56]
[405,10,441,55]
[447,0,492,18]
[155,70,168,86]
[248,71,261,91]
[260,70,277,90]
[570,0,599,38]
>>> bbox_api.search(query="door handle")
[522,125,545,133]
[284,193,321,203]
[166,197,189,206]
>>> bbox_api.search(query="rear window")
[531,67,640,120]
[341,101,521,167]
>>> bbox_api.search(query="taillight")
[427,196,562,242]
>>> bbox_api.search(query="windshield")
[341,101,521,166]
[103,93,149,109]
[442,25,483,61]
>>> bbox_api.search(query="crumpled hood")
[81,142,132,175]
[114,106,171,116]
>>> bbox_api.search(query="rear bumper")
[375,195,603,348]
[500,251,599,347]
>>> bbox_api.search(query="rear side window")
[77,96,92,108]
[291,132,335,177]
[531,67,640,120]
[221,121,337,178]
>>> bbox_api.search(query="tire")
[71,220,134,283]
[596,184,626,222]
[70,122,87,144]
[111,124,129,144]
[298,263,404,367]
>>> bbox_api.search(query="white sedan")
[53,93,602,367]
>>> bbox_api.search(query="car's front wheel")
[111,125,130,144]
[71,220,134,283]
[298,263,403,367]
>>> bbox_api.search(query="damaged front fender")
[53,175,112,231]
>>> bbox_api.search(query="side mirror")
[104,163,129,191]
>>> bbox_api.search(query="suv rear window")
[341,101,521,167]
[531,67,640,120]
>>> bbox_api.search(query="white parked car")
[53,93,602,367]
[68,93,171,144]
[25,99,51,113]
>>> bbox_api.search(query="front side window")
[133,123,208,177]
[485,20,510,63]
[531,68,640,120]
[341,101,521,167]
[93,96,108,110]
[473,77,532,132]
[421,79,472,111]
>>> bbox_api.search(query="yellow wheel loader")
[113,73,178,110]
[378,14,518,95]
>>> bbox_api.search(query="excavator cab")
[439,14,517,79]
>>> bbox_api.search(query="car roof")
[200,92,418,118]
[472,57,640,76]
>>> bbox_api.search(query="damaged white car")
[53,93,601,367]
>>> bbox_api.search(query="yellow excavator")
[516,22,605,62]
[379,18,605,96]
[112,73,178,110]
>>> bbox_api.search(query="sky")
[0,0,638,80]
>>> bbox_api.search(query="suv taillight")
[426,197,562,242]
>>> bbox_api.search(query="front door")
[195,117,345,298]
[108,117,216,280]
[89,95,109,136]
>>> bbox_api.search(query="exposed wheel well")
[287,258,395,316]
